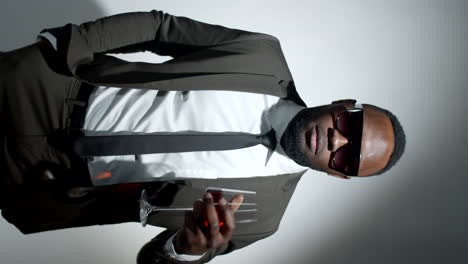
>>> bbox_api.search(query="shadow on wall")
[291,159,468,263]
[0,0,105,51]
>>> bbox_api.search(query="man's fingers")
[186,199,202,232]
[176,199,206,255]
[229,194,244,212]
[219,197,235,238]
[203,192,230,248]
[203,193,220,235]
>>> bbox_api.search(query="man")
[0,10,405,263]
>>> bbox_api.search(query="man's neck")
[266,99,305,156]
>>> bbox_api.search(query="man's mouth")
[305,126,319,154]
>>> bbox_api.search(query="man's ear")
[331,99,357,105]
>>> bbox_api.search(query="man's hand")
[173,192,244,255]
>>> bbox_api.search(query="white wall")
[1,0,467,263]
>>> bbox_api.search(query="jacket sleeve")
[137,228,278,264]
[40,10,277,76]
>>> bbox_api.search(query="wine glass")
[139,187,257,227]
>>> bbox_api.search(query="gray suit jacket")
[3,10,308,263]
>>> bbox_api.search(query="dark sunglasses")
[329,104,363,176]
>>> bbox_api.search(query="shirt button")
[179,91,189,101]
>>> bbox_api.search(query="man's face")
[281,101,394,178]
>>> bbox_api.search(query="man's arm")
[136,171,305,263]
[138,229,278,264]
[137,192,277,264]
[40,10,277,76]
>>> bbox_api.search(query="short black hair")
[363,104,406,176]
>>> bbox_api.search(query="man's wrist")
[164,231,205,261]
[172,230,183,254]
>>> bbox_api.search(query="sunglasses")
[329,104,363,176]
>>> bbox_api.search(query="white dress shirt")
[84,87,306,186]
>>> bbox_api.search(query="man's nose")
[330,129,349,152]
